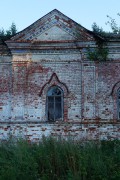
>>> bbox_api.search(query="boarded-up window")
[47,86,63,122]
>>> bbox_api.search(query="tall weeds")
[0,138,120,180]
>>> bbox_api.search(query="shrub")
[0,138,119,180]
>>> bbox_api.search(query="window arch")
[117,88,120,119]
[111,81,120,120]
[46,86,64,122]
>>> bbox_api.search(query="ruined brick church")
[0,9,120,141]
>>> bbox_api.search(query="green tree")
[92,22,105,35]
[92,13,120,35]
[0,22,17,40]
[9,22,17,35]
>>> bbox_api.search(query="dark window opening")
[47,86,63,122]
[117,89,120,119]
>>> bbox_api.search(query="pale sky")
[0,0,120,32]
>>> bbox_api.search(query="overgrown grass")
[0,138,120,180]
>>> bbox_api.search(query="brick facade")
[0,9,120,141]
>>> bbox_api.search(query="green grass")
[0,138,120,180]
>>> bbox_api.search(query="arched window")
[47,86,63,122]
[117,88,120,119]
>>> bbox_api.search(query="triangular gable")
[32,26,75,41]
[10,9,95,42]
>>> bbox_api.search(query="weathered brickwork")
[0,9,120,141]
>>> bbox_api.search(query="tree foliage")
[92,22,106,36]
[0,23,17,40]
[88,14,120,61]
[106,14,120,34]
[87,46,108,61]
[92,13,120,35]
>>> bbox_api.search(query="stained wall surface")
[0,10,120,141]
